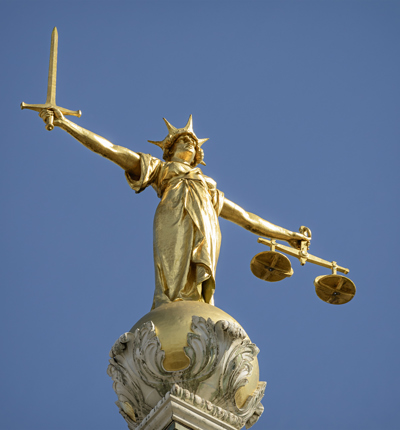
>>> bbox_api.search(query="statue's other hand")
[39,108,65,127]
[288,232,311,250]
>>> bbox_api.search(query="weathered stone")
[108,313,266,429]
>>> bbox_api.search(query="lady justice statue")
[38,109,309,310]
[23,28,318,429]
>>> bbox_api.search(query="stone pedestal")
[138,385,240,430]
[108,302,266,429]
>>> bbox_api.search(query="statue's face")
[171,134,196,164]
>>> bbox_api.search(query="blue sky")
[1,2,399,429]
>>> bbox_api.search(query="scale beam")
[257,237,349,274]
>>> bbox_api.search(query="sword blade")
[46,27,58,105]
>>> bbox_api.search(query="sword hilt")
[21,102,82,131]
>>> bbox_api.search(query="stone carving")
[107,316,266,429]
[137,384,243,430]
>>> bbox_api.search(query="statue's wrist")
[56,118,70,130]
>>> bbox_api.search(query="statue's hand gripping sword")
[21,27,81,130]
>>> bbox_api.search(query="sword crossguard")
[20,102,82,131]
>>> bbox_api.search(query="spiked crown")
[148,115,209,165]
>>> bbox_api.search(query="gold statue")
[21,27,309,309]
[23,28,356,309]
[21,27,357,430]
[35,108,309,308]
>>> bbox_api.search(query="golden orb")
[130,301,260,409]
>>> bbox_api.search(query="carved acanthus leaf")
[108,316,266,429]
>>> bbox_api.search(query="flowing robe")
[125,153,224,309]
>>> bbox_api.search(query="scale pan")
[314,274,356,305]
[250,251,293,282]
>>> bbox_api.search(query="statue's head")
[148,115,208,166]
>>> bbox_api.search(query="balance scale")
[250,227,356,305]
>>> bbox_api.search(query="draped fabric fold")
[125,153,224,309]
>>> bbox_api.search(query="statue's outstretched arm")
[220,198,309,248]
[40,108,141,178]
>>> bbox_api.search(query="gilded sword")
[21,27,81,130]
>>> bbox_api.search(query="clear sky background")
[1,2,399,430]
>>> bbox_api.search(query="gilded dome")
[130,301,260,408]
